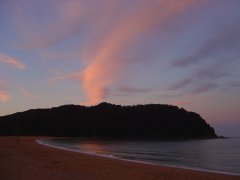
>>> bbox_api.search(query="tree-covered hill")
[0,102,218,139]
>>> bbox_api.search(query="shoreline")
[1,136,239,180]
[36,138,240,177]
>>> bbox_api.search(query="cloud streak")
[9,0,209,104]
[0,53,26,70]
[191,82,217,95]
[168,78,193,91]
[80,0,203,104]
[168,59,233,95]
[172,19,240,67]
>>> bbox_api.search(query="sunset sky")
[0,0,240,136]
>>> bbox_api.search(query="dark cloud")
[194,69,230,80]
[168,59,232,95]
[172,24,240,67]
[168,78,193,91]
[230,82,240,88]
[168,77,217,95]
[221,82,240,91]
[191,82,217,95]
[117,86,151,94]
[193,58,234,80]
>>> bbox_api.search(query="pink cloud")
[0,53,26,70]
[9,0,209,104]
[81,0,203,105]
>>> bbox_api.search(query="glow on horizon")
[0,0,240,136]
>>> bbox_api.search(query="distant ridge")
[0,102,218,139]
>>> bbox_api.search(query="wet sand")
[0,136,239,180]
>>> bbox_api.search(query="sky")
[0,0,240,136]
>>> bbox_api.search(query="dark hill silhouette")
[0,102,218,139]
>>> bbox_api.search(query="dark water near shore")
[38,138,240,175]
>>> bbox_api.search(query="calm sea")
[37,138,240,176]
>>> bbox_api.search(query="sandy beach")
[0,137,239,180]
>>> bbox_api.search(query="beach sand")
[0,136,239,180]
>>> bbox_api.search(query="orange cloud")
[0,80,11,102]
[9,0,208,104]
[81,0,202,105]
[0,53,26,70]
[0,91,11,102]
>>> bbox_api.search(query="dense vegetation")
[0,102,218,139]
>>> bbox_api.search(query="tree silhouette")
[0,102,218,139]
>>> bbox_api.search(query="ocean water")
[37,138,240,176]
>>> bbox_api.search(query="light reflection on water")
[42,138,240,175]
[79,143,107,154]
